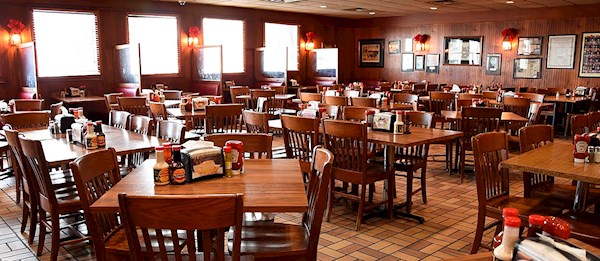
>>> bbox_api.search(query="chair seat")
[56,190,81,214]
[486,195,564,222]
[394,155,426,171]
[228,222,308,258]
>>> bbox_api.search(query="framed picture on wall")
[404,37,413,53]
[579,32,600,77]
[426,54,440,73]
[402,53,414,72]
[359,39,384,68]
[388,40,400,54]
[486,54,501,75]
[443,36,483,66]
[514,58,542,79]
[547,35,576,69]
[415,55,425,71]
[517,37,543,56]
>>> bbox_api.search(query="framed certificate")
[401,53,414,72]
[514,58,542,79]
[518,37,543,56]
[547,35,576,69]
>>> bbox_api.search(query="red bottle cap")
[95,120,102,124]
[163,142,172,148]
[504,216,521,228]
[503,208,519,217]
[155,146,164,151]
[223,146,232,153]
[529,215,545,226]
[172,145,181,151]
[87,122,94,126]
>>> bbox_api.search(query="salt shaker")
[595,147,600,163]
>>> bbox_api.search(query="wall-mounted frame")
[579,32,600,77]
[517,37,543,56]
[443,36,482,66]
[514,58,542,79]
[486,54,501,75]
[359,39,384,68]
[415,55,425,71]
[388,40,400,54]
[426,54,440,73]
[404,38,413,53]
[547,35,576,69]
[401,53,414,72]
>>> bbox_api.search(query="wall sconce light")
[305,32,315,51]
[501,28,517,51]
[7,19,25,46]
[413,34,429,52]
[188,26,199,47]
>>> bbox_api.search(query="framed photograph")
[518,37,543,56]
[443,36,483,66]
[404,37,413,53]
[486,54,502,75]
[579,32,600,77]
[426,54,440,73]
[359,39,384,68]
[514,58,542,79]
[547,35,576,69]
[415,55,425,71]
[388,40,400,54]
[401,53,414,72]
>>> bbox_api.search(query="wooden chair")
[104,93,123,111]
[323,120,394,230]
[11,99,43,112]
[20,138,90,261]
[428,92,455,172]
[324,95,347,107]
[205,104,243,134]
[270,85,286,95]
[117,97,148,116]
[250,89,275,112]
[571,113,589,136]
[322,104,340,120]
[205,133,273,159]
[156,120,186,144]
[588,111,600,131]
[482,91,497,101]
[455,99,472,111]
[342,106,379,122]
[393,111,433,216]
[232,146,333,260]
[519,93,545,103]
[412,83,427,96]
[299,92,322,103]
[503,96,531,138]
[162,90,182,100]
[2,112,50,130]
[49,101,64,119]
[69,148,127,261]
[129,115,154,135]
[230,86,250,108]
[470,132,563,253]
[281,115,320,174]
[351,97,377,107]
[243,110,269,134]
[458,107,502,182]
[119,193,244,261]
[391,93,418,111]
[458,93,482,100]
[149,101,168,121]
[343,90,361,98]
[108,110,131,129]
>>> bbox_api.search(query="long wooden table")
[90,159,308,213]
[236,94,296,100]
[441,110,529,122]
[500,143,600,213]
[51,95,106,104]
[167,108,206,130]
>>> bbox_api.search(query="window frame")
[126,13,182,77]
[31,8,102,79]
[202,16,246,74]
[263,21,300,72]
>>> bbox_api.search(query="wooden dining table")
[441,110,529,122]
[500,143,600,213]
[236,94,296,100]
[51,94,106,104]
[90,159,308,213]
[167,108,206,129]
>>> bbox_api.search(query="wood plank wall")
[338,4,600,90]
[0,0,342,102]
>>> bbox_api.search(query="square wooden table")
[90,159,308,213]
[500,143,600,213]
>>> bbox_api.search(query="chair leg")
[21,203,29,233]
[420,167,427,204]
[446,143,452,173]
[28,205,37,245]
[406,170,414,214]
[355,184,367,231]
[326,179,334,222]
[470,210,486,254]
[50,214,60,261]
[37,210,47,256]
[368,184,374,203]
[387,176,395,219]
[460,139,465,183]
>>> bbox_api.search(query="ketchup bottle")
[574,134,590,163]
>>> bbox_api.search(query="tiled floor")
[0,137,572,260]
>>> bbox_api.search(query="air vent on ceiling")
[264,0,303,3]
[427,0,458,4]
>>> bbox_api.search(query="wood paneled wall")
[338,4,600,90]
[0,0,342,102]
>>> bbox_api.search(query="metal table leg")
[573,181,590,213]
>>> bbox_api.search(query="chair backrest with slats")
[503,97,531,117]
[519,93,545,103]
[324,95,347,107]
[323,120,367,173]
[205,104,243,134]
[205,133,273,159]
[12,99,43,112]
[119,193,244,261]
[304,146,333,260]
[482,91,497,100]
[571,114,589,136]
[70,148,121,260]
[588,111,600,131]
[129,115,154,135]
[108,110,131,130]
[281,115,320,173]
[460,107,502,150]
[343,106,379,122]
[117,97,148,116]
[2,112,50,130]
[149,102,168,121]
[406,111,433,128]
[270,86,286,95]
[351,97,376,107]
[162,90,182,100]
[300,92,322,103]
[455,99,472,111]
[229,86,250,100]
[5,129,37,209]
[243,110,269,134]
[392,93,418,104]
[519,125,555,198]
[429,92,455,117]
[458,93,482,100]
[104,93,123,111]
[50,102,64,119]
[157,120,186,144]
[19,138,56,211]
[472,132,510,205]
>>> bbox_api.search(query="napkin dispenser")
[192,97,209,111]
[70,122,85,144]
[371,112,396,132]
[56,114,75,133]
[574,86,588,97]
[182,146,225,182]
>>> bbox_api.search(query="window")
[128,15,179,75]
[33,10,100,77]
[265,23,298,71]
[203,18,244,73]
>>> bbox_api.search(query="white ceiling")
[165,0,600,18]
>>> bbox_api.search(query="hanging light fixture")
[501,28,517,51]
[7,19,25,46]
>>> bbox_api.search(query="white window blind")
[265,22,298,71]
[128,15,179,75]
[33,10,100,77]
[203,18,244,73]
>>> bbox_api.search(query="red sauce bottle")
[225,140,244,172]
[574,134,590,163]
[543,216,571,239]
